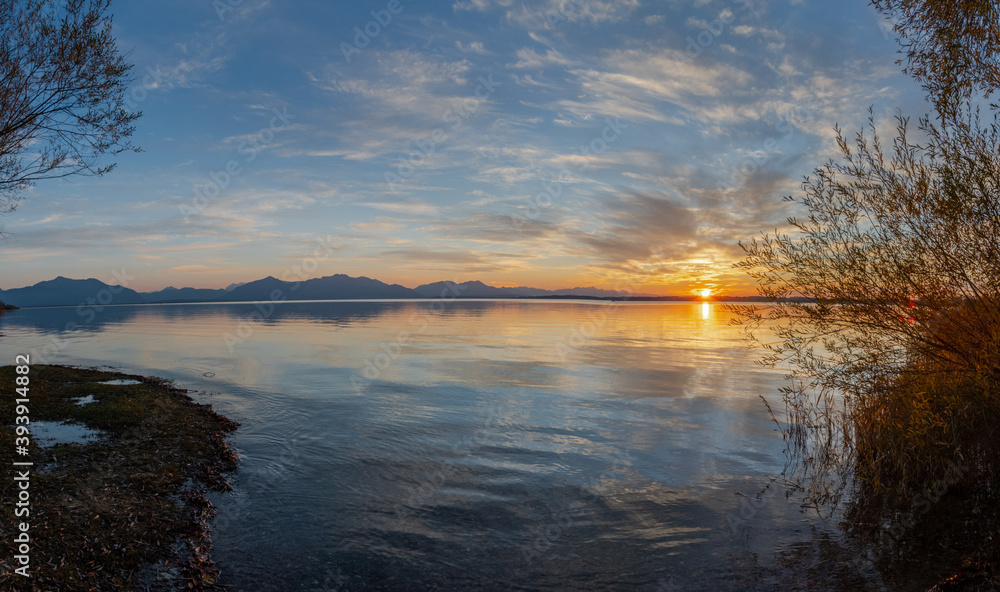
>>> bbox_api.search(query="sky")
[1,0,930,294]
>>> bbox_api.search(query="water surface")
[0,300,883,590]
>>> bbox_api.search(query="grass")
[840,368,1000,589]
[852,372,998,498]
[0,365,237,590]
[850,300,1000,502]
[762,300,1000,589]
[837,330,1000,590]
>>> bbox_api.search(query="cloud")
[428,213,563,242]
[17,214,69,226]
[455,0,640,27]
[4,0,928,294]
[508,46,754,125]
[510,47,578,69]
[318,51,473,108]
[455,40,489,54]
[376,247,530,274]
[357,200,439,215]
[732,24,785,40]
[570,192,701,263]
[0,247,71,263]
[155,52,231,90]
[167,265,228,274]
[350,220,403,232]
[307,50,502,165]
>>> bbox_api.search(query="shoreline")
[0,296,792,311]
[0,364,238,590]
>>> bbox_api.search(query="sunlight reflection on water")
[0,301,882,591]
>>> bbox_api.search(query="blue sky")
[1,0,928,293]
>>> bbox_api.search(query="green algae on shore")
[0,365,237,590]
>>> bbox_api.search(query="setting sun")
[700,289,712,298]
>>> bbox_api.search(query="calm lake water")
[0,300,887,591]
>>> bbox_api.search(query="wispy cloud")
[2,0,925,292]
[454,0,640,27]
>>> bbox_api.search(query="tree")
[733,105,1000,499]
[874,0,1000,108]
[731,1,1000,505]
[0,0,140,219]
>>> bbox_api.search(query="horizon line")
[0,273,759,298]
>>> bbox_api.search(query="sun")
[700,289,712,299]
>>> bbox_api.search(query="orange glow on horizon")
[112,266,763,297]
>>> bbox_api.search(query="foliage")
[730,1,1000,505]
[873,0,1000,108]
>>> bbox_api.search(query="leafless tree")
[0,0,140,221]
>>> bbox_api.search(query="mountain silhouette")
[0,274,655,308]
[0,277,145,307]
[142,286,229,303]
[413,280,632,299]
[217,274,418,301]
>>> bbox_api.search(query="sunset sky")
[1,0,928,294]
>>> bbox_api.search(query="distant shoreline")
[0,275,793,309]
[0,296,799,310]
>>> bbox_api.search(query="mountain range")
[0,275,665,308]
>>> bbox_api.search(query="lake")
[0,300,885,591]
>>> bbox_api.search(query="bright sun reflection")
[701,302,710,319]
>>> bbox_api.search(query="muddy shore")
[0,364,237,590]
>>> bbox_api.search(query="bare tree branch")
[0,0,141,223]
